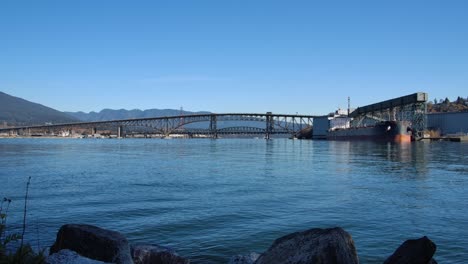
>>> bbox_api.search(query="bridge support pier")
[92,127,97,136]
[117,126,124,138]
[210,114,218,139]
[265,112,273,139]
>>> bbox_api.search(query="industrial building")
[427,112,468,135]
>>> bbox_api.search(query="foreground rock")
[131,244,190,264]
[228,252,260,264]
[50,224,133,264]
[384,236,437,264]
[48,224,438,264]
[46,249,109,264]
[254,227,359,264]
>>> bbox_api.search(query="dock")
[422,136,468,142]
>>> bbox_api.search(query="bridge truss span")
[1,112,317,139]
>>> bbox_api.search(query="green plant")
[0,244,45,264]
[0,197,23,259]
[0,177,45,264]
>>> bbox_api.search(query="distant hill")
[427,96,468,113]
[65,109,211,122]
[0,91,79,126]
[0,91,278,130]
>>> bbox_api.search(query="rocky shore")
[45,224,437,264]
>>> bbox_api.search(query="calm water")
[0,138,467,263]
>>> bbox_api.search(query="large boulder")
[46,249,109,264]
[254,227,359,264]
[50,224,133,264]
[383,236,437,264]
[228,252,260,264]
[131,244,190,264]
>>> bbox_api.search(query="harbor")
[2,92,467,143]
[1,1,467,263]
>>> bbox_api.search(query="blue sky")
[1,0,467,115]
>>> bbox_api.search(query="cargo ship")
[326,120,412,143]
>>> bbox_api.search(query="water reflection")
[326,141,430,178]
[263,140,274,177]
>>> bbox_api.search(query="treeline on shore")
[427,96,468,113]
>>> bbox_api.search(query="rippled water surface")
[1,138,467,263]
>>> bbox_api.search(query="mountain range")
[0,91,78,126]
[65,109,210,122]
[0,91,209,127]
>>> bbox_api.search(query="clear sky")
[1,0,467,115]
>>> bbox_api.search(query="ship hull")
[327,121,412,143]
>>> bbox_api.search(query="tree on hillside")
[427,95,468,113]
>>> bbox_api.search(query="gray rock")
[131,244,190,264]
[228,252,260,264]
[383,236,436,264]
[50,224,133,264]
[46,249,109,264]
[254,227,359,264]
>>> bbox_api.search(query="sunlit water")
[0,138,467,263]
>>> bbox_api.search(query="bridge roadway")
[0,112,318,139]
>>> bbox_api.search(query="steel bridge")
[0,112,317,139]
